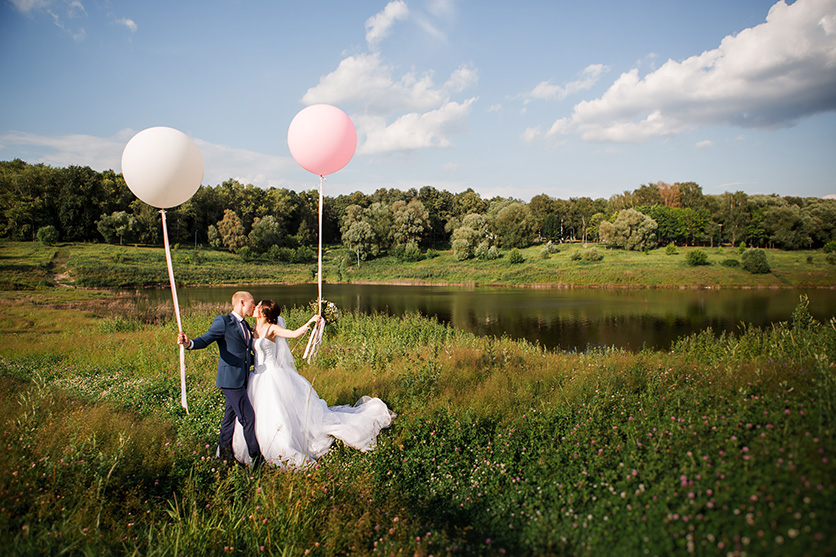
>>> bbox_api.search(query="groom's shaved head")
[232,291,253,304]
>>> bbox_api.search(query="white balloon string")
[161,209,189,414]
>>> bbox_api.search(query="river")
[138,284,836,352]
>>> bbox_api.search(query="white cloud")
[303,7,479,157]
[0,130,296,188]
[116,17,137,32]
[9,0,52,14]
[523,64,608,103]
[365,0,409,48]
[356,98,476,154]
[542,0,836,143]
[696,140,714,149]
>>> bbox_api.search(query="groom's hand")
[177,332,190,347]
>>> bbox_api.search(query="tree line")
[2,159,835,260]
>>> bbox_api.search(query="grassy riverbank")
[2,240,834,290]
[0,289,834,555]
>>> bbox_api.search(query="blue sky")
[1,0,835,201]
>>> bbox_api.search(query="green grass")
[3,240,835,290]
[0,290,833,555]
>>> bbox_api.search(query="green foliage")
[824,240,836,254]
[425,248,439,259]
[827,253,836,265]
[738,241,747,254]
[721,258,740,268]
[217,209,246,252]
[0,295,834,555]
[599,208,658,251]
[685,248,709,266]
[36,225,58,246]
[474,241,490,260]
[741,248,771,274]
[394,242,423,263]
[508,248,524,264]
[665,242,677,255]
[236,245,255,262]
[539,246,550,259]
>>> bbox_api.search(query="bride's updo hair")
[259,299,281,324]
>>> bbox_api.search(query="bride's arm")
[269,315,321,340]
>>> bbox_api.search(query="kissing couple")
[177,291,394,468]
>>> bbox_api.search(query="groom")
[177,290,265,468]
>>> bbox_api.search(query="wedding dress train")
[232,318,395,468]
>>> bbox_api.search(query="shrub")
[397,242,423,262]
[452,238,472,261]
[665,242,677,255]
[582,247,603,262]
[741,248,770,274]
[545,240,560,254]
[826,253,836,265]
[824,240,836,254]
[36,225,59,246]
[508,248,524,264]
[539,247,550,260]
[268,245,293,262]
[292,246,315,264]
[237,246,255,262]
[686,249,709,266]
[474,242,490,260]
[721,258,740,268]
[806,255,814,264]
[425,249,439,259]
[487,246,500,260]
[570,251,582,261]
[738,241,747,254]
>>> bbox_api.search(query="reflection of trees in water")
[140,284,836,353]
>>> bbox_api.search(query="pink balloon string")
[160,209,190,414]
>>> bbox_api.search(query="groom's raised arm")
[182,315,227,350]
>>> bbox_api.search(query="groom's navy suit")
[188,313,263,464]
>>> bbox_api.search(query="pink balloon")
[287,104,357,176]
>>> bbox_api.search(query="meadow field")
[0,284,833,555]
[2,240,835,290]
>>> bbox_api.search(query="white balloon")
[121,126,204,208]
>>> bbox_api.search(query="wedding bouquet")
[309,298,340,325]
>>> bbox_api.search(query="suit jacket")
[189,313,254,389]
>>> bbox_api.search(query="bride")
[231,299,395,468]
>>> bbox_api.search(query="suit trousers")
[219,386,262,460]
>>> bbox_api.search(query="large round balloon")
[121,126,204,208]
[287,104,357,176]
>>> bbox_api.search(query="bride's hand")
[312,315,322,325]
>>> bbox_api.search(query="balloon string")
[318,174,324,316]
[161,209,189,414]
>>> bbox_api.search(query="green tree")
[492,202,533,248]
[451,213,488,260]
[343,221,375,265]
[217,209,247,252]
[599,208,657,251]
[392,199,429,246]
[763,205,815,250]
[248,215,283,253]
[97,211,138,245]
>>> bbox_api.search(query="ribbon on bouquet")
[160,209,189,414]
[303,175,326,363]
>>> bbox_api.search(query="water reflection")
[138,284,836,352]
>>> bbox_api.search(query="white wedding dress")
[232,317,395,468]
